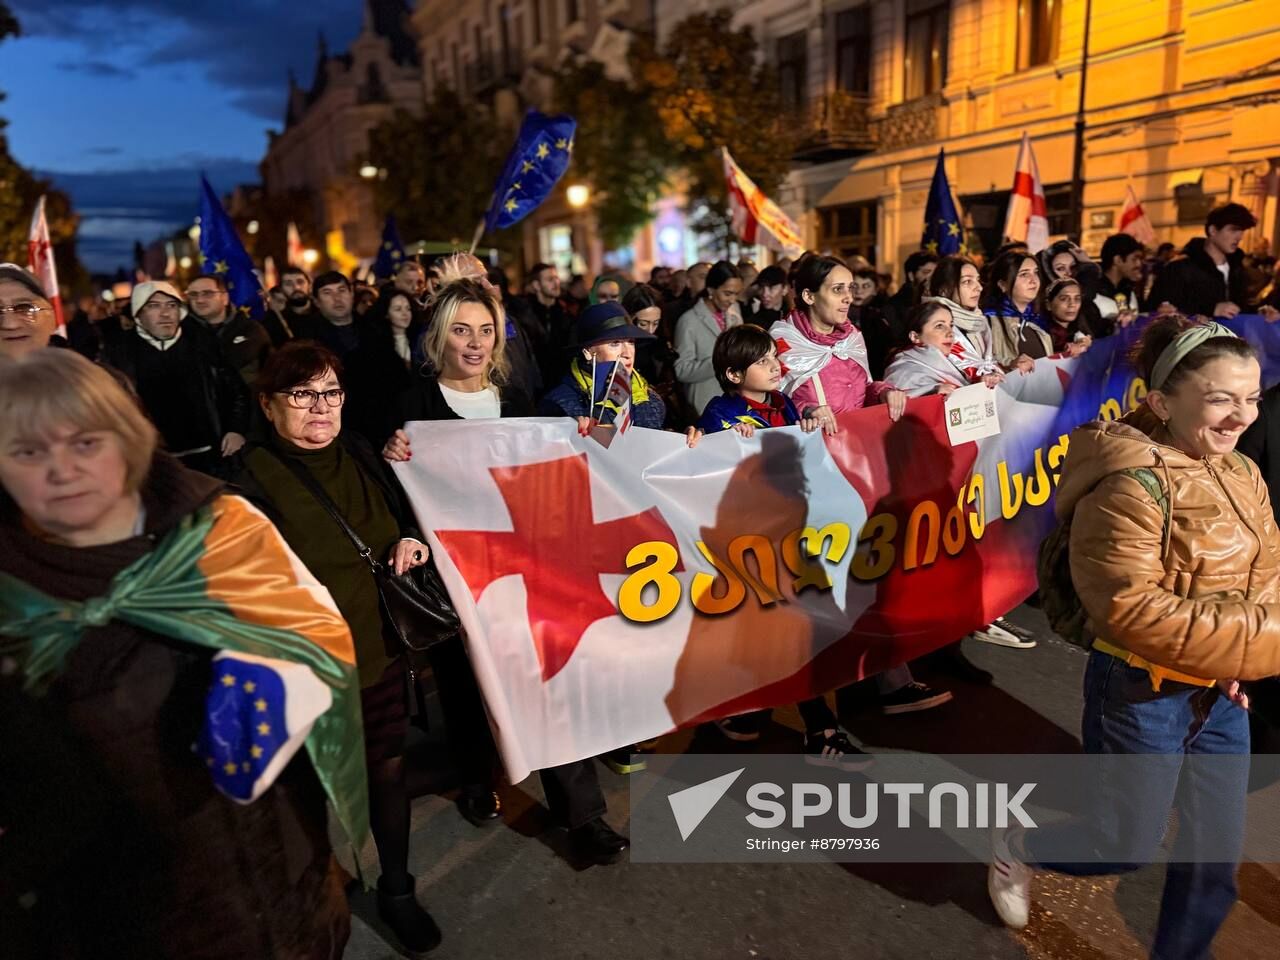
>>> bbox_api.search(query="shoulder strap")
[259,445,381,574]
[1119,466,1171,537]
[1231,449,1254,476]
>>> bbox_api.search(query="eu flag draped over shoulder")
[484,110,577,232]
[199,175,262,320]
[372,214,405,281]
[922,149,964,255]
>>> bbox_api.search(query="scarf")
[883,345,970,398]
[570,356,651,408]
[924,296,998,377]
[769,309,870,397]
[0,494,369,847]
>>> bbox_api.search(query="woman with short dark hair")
[233,341,447,957]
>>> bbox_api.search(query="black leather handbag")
[265,449,461,653]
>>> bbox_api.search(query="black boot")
[458,787,502,826]
[569,817,630,865]
[925,641,994,686]
[376,875,442,957]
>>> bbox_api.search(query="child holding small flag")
[695,324,872,768]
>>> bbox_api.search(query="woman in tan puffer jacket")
[988,315,1280,960]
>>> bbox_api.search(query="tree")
[0,4,85,288]
[553,59,670,250]
[366,88,514,255]
[632,9,791,245]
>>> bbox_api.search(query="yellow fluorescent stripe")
[197,495,357,665]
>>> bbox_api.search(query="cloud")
[11,0,366,122]
[57,59,136,79]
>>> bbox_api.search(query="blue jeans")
[1021,651,1250,960]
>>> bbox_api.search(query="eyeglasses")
[143,300,182,314]
[0,302,48,321]
[277,388,346,409]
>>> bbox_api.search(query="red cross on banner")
[435,454,682,682]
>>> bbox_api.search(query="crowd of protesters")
[3,199,1280,959]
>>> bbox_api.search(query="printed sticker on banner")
[944,382,1001,446]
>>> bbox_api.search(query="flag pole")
[468,220,485,256]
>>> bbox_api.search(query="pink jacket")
[784,312,892,415]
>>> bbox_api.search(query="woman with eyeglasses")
[230,341,446,957]
[0,263,58,361]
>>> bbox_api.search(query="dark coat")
[101,322,251,451]
[196,309,273,386]
[1148,237,1250,318]
[851,304,899,381]
[539,370,666,428]
[398,370,534,429]
[1237,382,1280,525]
[0,455,348,959]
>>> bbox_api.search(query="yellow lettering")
[691,541,748,616]
[942,496,967,557]
[1047,434,1070,486]
[726,534,784,606]
[1024,447,1053,509]
[781,523,852,593]
[616,541,682,623]
[1098,397,1123,422]
[903,500,941,570]
[851,513,898,582]
[1126,377,1148,412]
[966,473,987,540]
[997,460,1025,520]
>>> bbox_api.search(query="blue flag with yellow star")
[922,149,964,256]
[198,174,263,320]
[372,214,405,281]
[484,110,577,233]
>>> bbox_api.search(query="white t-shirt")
[1216,260,1231,293]
[439,383,502,419]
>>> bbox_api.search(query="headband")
[1149,322,1238,391]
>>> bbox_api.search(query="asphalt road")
[342,606,1280,960]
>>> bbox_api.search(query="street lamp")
[246,219,260,235]
[359,163,379,180]
[301,248,320,268]
[179,256,193,270]
[566,183,590,208]
[188,225,201,242]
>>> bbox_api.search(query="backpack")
[1038,451,1254,648]
[1037,467,1170,649]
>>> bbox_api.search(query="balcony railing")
[792,91,877,162]
[872,92,942,152]
[464,50,525,96]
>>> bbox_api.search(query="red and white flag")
[263,255,280,291]
[27,196,65,336]
[286,222,305,269]
[1119,185,1156,247]
[722,147,803,255]
[1003,132,1049,253]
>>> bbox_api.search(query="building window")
[835,6,871,95]
[566,0,580,24]
[904,0,949,100]
[819,201,878,263]
[777,31,808,112]
[532,0,542,44]
[1015,0,1060,71]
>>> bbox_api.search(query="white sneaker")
[973,622,1036,649]
[988,827,1032,929]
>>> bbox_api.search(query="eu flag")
[484,110,577,233]
[372,214,405,281]
[198,175,263,320]
[922,149,964,255]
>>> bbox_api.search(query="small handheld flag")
[199,176,263,320]
[484,110,577,234]
[601,359,634,434]
[372,215,405,281]
[922,149,964,255]
[286,222,305,269]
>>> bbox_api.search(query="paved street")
[343,606,1280,960]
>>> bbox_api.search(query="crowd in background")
[3,199,1280,959]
